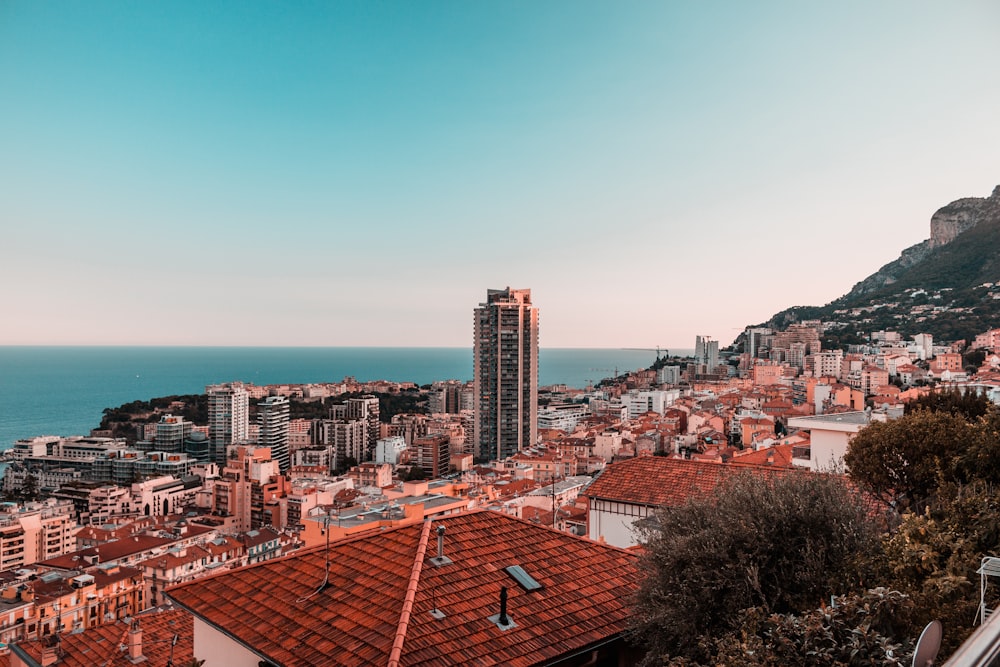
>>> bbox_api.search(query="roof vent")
[488,586,516,630]
[428,525,452,567]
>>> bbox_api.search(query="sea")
[0,346,690,450]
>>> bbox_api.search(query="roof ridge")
[291,516,430,558]
[484,507,643,556]
[386,519,432,667]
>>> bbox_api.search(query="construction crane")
[624,346,669,360]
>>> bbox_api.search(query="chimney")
[39,635,60,666]
[127,620,146,663]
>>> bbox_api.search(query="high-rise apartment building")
[769,324,822,363]
[258,395,290,472]
[207,382,249,467]
[345,395,380,461]
[317,419,367,469]
[745,327,771,359]
[428,380,464,414]
[155,414,192,453]
[474,287,539,462]
[412,434,451,479]
[695,335,719,371]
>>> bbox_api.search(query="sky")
[1,1,999,349]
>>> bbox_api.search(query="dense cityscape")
[3,2,999,665]
[2,279,1000,665]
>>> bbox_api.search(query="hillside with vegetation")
[761,185,1000,343]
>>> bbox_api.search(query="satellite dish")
[912,620,942,667]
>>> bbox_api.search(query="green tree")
[403,466,426,481]
[333,456,358,475]
[964,347,987,373]
[843,410,981,512]
[633,472,881,664]
[904,387,992,420]
[964,409,1000,482]
[667,588,915,667]
[882,483,1000,656]
[20,472,39,502]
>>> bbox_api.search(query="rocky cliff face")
[930,196,988,248]
[843,185,1000,300]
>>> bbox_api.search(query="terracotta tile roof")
[239,526,282,548]
[167,510,639,667]
[731,443,797,468]
[520,506,555,526]
[138,545,209,570]
[560,504,587,521]
[40,535,176,571]
[9,608,192,667]
[203,536,242,557]
[582,455,784,507]
[90,565,143,590]
[493,480,538,499]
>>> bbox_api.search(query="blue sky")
[2,1,999,348]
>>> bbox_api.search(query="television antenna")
[297,510,334,603]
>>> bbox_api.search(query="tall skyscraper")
[207,382,249,467]
[258,395,290,472]
[474,287,539,462]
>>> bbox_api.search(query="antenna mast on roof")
[297,509,333,603]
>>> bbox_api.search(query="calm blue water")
[0,347,682,448]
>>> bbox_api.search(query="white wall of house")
[788,413,870,472]
[808,429,853,471]
[587,499,653,548]
[193,616,266,667]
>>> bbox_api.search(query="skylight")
[505,565,543,591]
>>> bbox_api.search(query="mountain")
[763,185,1000,344]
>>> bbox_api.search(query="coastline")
[0,346,690,448]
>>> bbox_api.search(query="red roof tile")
[167,510,638,667]
[731,443,797,468]
[10,609,192,667]
[40,535,176,571]
[582,455,785,507]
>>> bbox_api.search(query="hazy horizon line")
[0,343,699,351]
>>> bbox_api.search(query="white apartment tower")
[206,382,249,467]
[258,395,291,472]
[474,287,539,462]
